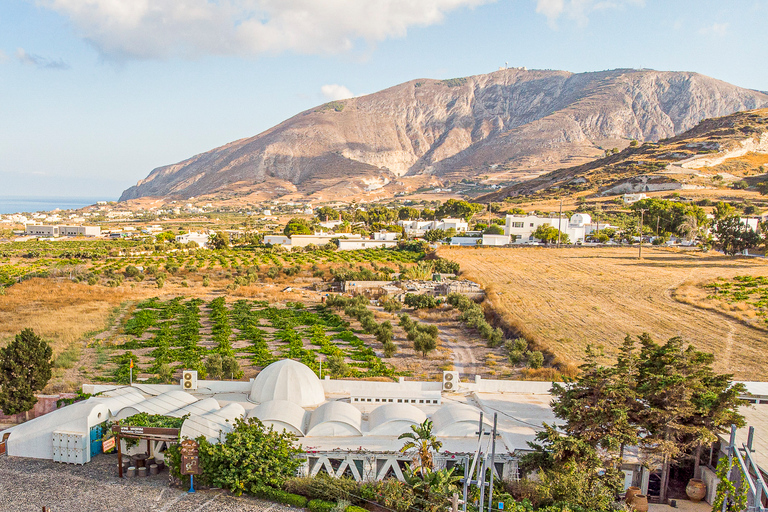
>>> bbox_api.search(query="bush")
[166,417,301,496]
[508,349,524,365]
[404,293,438,310]
[528,351,544,369]
[254,486,309,507]
[309,499,337,512]
[346,507,367,512]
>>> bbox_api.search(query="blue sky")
[1,0,767,198]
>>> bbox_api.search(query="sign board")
[180,439,201,475]
[102,437,116,452]
[112,425,179,438]
[180,439,199,456]
[181,454,202,475]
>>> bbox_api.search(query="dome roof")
[306,400,362,437]
[248,400,309,436]
[431,404,491,437]
[249,359,325,407]
[368,403,427,436]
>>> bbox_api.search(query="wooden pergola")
[111,424,180,478]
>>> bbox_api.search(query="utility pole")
[557,199,563,247]
[487,414,498,512]
[638,209,647,259]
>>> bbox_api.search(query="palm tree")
[399,419,442,472]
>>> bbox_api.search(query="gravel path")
[0,453,296,512]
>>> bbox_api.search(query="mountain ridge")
[119,68,768,202]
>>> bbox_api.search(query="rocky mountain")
[478,108,768,202]
[119,68,768,202]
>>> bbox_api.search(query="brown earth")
[439,246,768,380]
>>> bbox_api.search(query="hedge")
[308,499,337,512]
[254,486,309,508]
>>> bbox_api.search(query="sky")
[1,0,767,199]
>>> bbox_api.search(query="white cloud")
[38,0,493,60]
[321,84,354,101]
[535,0,643,27]
[698,22,728,36]
[15,47,70,69]
[0,49,7,62]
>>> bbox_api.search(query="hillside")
[120,68,768,202]
[480,108,768,201]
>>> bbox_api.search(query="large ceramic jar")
[686,478,707,502]
[625,487,641,504]
[630,494,649,512]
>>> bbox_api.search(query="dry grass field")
[439,246,768,380]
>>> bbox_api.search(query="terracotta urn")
[630,494,649,512]
[625,486,641,504]
[686,478,707,502]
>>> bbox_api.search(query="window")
[511,222,523,228]
[530,223,534,227]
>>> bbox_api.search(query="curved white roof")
[306,400,362,437]
[249,359,325,407]
[113,390,198,420]
[368,403,427,436]
[431,404,490,437]
[180,403,246,443]
[248,400,309,436]
[167,397,220,418]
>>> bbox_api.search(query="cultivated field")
[440,246,768,380]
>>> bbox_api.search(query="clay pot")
[625,486,641,504]
[686,478,707,502]
[630,494,649,512]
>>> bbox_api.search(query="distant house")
[25,224,100,237]
[504,214,599,244]
[398,218,469,237]
[623,193,648,204]
[175,232,210,248]
[337,231,398,251]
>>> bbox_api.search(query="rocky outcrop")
[119,68,768,201]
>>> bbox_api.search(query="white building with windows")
[25,224,101,237]
[504,214,595,244]
[398,218,468,237]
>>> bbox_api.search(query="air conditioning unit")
[442,371,459,392]
[181,370,198,391]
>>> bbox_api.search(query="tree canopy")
[0,328,53,415]
[532,224,569,244]
[435,199,483,221]
[714,216,761,255]
[631,198,708,234]
[283,218,312,236]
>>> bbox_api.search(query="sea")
[0,196,113,215]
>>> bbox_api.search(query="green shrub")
[404,293,438,310]
[346,506,367,512]
[528,350,544,369]
[508,350,524,365]
[309,499,337,512]
[254,486,308,507]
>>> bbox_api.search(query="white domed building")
[2,358,560,485]
[248,358,325,407]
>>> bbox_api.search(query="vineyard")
[0,240,424,288]
[102,297,400,384]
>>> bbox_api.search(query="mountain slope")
[479,108,768,202]
[119,68,768,202]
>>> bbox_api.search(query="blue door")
[90,424,104,457]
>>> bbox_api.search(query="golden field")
[439,246,768,380]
